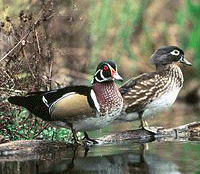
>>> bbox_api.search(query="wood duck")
[8,60,123,144]
[118,46,192,128]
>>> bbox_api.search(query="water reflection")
[0,143,183,174]
[38,144,151,174]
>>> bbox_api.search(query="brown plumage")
[118,46,192,128]
[121,64,183,113]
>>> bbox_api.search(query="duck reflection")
[0,143,180,174]
[34,144,179,174]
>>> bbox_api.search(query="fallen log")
[0,121,200,156]
[98,121,200,144]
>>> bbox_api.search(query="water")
[0,141,200,173]
[0,103,200,174]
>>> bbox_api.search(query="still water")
[0,103,200,174]
[0,141,200,173]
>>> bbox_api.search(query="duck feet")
[82,132,99,145]
[71,128,81,146]
[139,119,149,130]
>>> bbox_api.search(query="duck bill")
[179,56,192,66]
[112,71,123,82]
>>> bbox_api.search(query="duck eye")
[170,50,180,56]
[103,65,109,71]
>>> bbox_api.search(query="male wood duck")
[8,60,123,144]
[118,46,192,128]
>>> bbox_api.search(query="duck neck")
[156,63,175,71]
[92,81,123,114]
[156,63,184,88]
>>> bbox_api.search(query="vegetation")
[0,0,199,142]
[181,0,200,77]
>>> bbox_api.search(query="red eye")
[104,65,109,71]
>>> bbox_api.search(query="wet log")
[98,121,200,144]
[0,121,200,156]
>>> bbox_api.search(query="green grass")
[177,0,200,76]
[88,0,149,72]
[0,103,77,142]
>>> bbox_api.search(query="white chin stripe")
[90,89,100,112]
[100,70,105,79]
[95,76,112,82]
[95,70,113,82]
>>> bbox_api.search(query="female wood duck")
[118,46,192,129]
[8,60,123,144]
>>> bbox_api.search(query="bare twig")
[0,32,30,62]
[0,8,49,63]
[33,123,49,139]
[3,68,15,88]
[0,87,27,93]
[22,46,36,79]
[35,30,41,55]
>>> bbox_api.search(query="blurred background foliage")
[0,0,199,141]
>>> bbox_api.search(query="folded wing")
[8,86,96,122]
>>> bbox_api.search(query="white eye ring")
[170,50,180,56]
